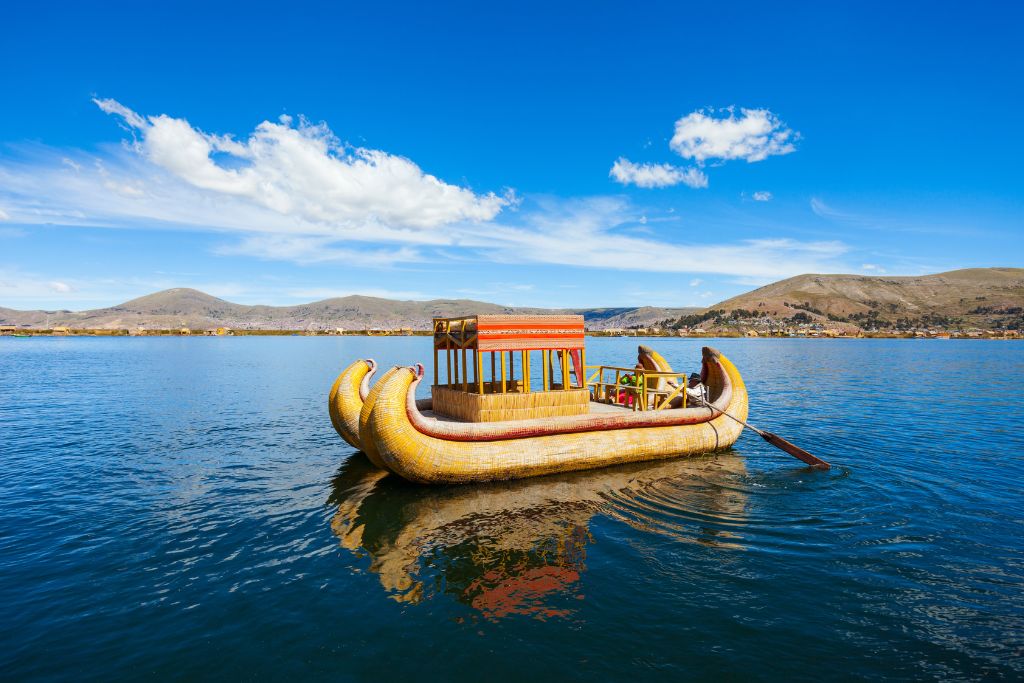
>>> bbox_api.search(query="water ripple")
[2,336,1023,680]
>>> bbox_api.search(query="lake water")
[2,336,1022,680]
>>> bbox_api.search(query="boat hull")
[362,347,748,484]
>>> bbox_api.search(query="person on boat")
[658,371,706,409]
[617,365,642,408]
[685,372,707,405]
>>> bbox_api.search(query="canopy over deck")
[433,314,584,352]
[432,314,588,421]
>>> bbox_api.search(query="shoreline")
[2,329,1020,340]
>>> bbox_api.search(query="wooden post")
[461,347,467,392]
[451,346,458,388]
[490,353,496,393]
[528,351,533,392]
[579,349,586,388]
[521,351,526,393]
[542,349,550,391]
[561,349,570,391]
[433,329,439,387]
[614,369,621,406]
[447,320,453,387]
[476,351,484,395]
[457,319,465,391]
[501,351,507,393]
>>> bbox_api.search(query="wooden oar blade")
[760,431,831,469]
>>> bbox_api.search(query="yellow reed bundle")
[358,366,402,469]
[432,385,590,422]
[328,359,375,450]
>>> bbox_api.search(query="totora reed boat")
[328,314,748,484]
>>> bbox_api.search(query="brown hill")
[707,268,1024,329]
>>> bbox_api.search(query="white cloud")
[0,270,108,307]
[611,107,796,191]
[0,155,852,279]
[0,207,9,220]
[609,158,707,189]
[670,108,797,163]
[478,197,850,279]
[810,197,851,219]
[689,278,703,287]
[92,98,509,229]
[93,159,146,198]
[94,98,147,129]
[861,263,886,273]
[217,234,421,266]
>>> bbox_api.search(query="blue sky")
[1,1,1021,310]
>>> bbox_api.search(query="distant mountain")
[0,288,698,331]
[704,268,1024,329]
[582,307,701,329]
[3,268,1019,332]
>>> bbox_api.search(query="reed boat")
[328,314,748,484]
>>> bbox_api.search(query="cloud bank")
[0,99,849,283]
[611,107,798,190]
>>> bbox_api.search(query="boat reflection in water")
[328,453,750,620]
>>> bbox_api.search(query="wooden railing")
[584,365,691,412]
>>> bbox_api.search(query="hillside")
[3,269,1020,333]
[0,288,698,331]
[696,268,1024,331]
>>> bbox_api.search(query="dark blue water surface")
[1,336,1022,680]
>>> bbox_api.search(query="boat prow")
[329,359,434,455]
[328,359,377,449]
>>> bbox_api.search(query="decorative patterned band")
[477,337,585,352]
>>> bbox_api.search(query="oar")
[692,393,831,469]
